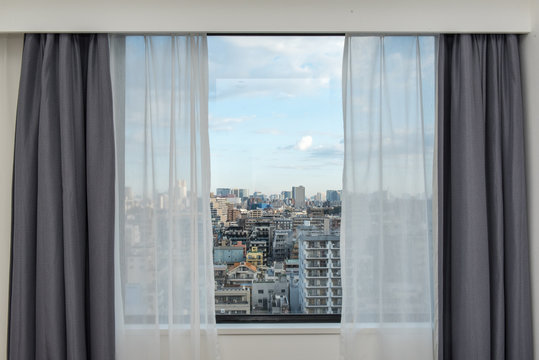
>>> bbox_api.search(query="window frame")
[208,33,345,324]
[216,314,341,324]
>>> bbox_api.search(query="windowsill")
[217,322,341,335]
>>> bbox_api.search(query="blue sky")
[208,36,346,197]
[122,35,435,198]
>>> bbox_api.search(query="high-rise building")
[216,188,231,197]
[273,229,293,262]
[326,190,341,203]
[298,229,341,314]
[210,196,228,225]
[292,185,306,208]
[230,188,249,198]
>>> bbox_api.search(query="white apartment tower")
[298,228,341,314]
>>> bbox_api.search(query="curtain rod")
[207,33,346,37]
[206,32,444,37]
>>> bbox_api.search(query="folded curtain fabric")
[9,34,115,360]
[110,35,218,360]
[340,35,435,360]
[437,34,533,360]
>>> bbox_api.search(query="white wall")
[219,333,340,360]
[0,33,23,360]
[521,1,539,358]
[0,0,531,33]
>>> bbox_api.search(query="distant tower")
[292,186,306,208]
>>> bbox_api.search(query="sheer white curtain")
[340,35,435,360]
[110,35,218,360]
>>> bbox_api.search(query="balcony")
[306,280,329,288]
[306,243,328,250]
[305,251,328,260]
[305,271,328,279]
[304,261,328,269]
[305,289,328,297]
[215,300,249,305]
[306,300,328,307]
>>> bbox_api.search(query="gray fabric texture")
[437,34,533,360]
[8,34,115,360]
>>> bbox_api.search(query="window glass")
[209,36,345,316]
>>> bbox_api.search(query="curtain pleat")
[437,34,533,360]
[110,35,218,360]
[9,34,115,360]
[340,35,435,360]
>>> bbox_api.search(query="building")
[273,230,293,262]
[227,262,258,286]
[210,196,228,225]
[292,185,306,208]
[298,232,341,314]
[285,258,299,275]
[227,207,241,222]
[250,209,263,218]
[214,264,228,285]
[252,276,289,313]
[215,287,251,315]
[216,188,231,197]
[326,190,341,203]
[230,188,249,198]
[292,217,329,234]
[246,246,264,267]
[274,218,293,230]
[271,294,290,314]
[214,246,245,265]
[223,227,249,246]
[249,226,272,264]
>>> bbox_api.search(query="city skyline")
[211,185,341,199]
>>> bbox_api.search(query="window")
[117,35,435,326]
[208,36,344,321]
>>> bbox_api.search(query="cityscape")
[121,184,432,321]
[211,186,342,315]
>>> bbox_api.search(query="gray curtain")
[8,34,115,360]
[438,34,533,360]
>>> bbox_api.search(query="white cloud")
[209,115,255,132]
[214,78,331,101]
[209,36,344,100]
[256,128,284,135]
[295,136,313,151]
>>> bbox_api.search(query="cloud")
[255,128,284,136]
[209,36,344,100]
[214,78,332,101]
[209,115,255,132]
[295,136,313,151]
[308,145,344,159]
